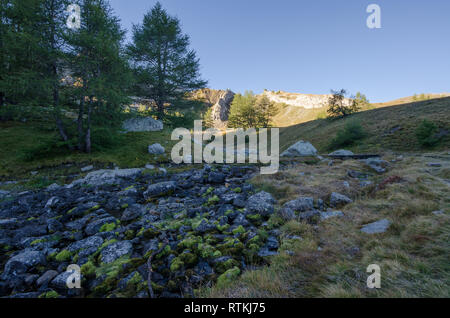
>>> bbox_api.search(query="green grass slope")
[279,97,450,154]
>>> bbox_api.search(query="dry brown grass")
[202,152,450,298]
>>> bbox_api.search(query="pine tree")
[127,2,206,119]
[67,0,130,153]
[327,89,360,119]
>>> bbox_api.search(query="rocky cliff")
[262,90,352,109]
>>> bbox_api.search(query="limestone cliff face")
[190,88,235,128]
[210,90,235,129]
[262,90,352,109]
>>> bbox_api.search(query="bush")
[327,89,360,119]
[328,120,366,149]
[415,119,440,147]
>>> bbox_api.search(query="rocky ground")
[0,151,448,298]
[0,164,284,298]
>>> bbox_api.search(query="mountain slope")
[279,97,450,153]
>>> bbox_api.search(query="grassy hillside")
[279,97,450,154]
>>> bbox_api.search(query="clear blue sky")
[109,0,450,102]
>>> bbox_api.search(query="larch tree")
[127,2,206,119]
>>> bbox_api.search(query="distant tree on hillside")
[127,2,207,119]
[354,92,371,110]
[228,92,277,129]
[327,89,360,119]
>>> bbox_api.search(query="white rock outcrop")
[281,140,318,157]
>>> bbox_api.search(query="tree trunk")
[85,97,93,153]
[77,96,85,151]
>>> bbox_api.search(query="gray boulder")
[329,149,354,156]
[148,143,165,155]
[361,219,391,234]
[67,236,104,253]
[143,181,177,199]
[246,191,276,216]
[320,211,344,220]
[361,158,389,173]
[100,241,133,264]
[36,270,59,287]
[70,168,143,187]
[3,250,46,277]
[281,140,317,157]
[122,117,163,132]
[283,197,314,212]
[85,217,117,236]
[330,192,353,207]
[121,204,146,222]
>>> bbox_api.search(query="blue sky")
[109,0,450,102]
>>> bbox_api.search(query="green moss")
[39,290,59,298]
[30,238,47,246]
[203,187,214,197]
[232,225,246,235]
[81,261,96,277]
[199,244,216,259]
[55,249,72,262]
[179,251,198,265]
[206,195,220,206]
[215,258,238,274]
[124,230,135,240]
[27,216,37,221]
[216,267,240,288]
[170,257,184,272]
[179,236,202,250]
[217,224,230,232]
[99,222,117,233]
[66,207,76,215]
[232,187,242,193]
[246,213,262,224]
[121,203,129,209]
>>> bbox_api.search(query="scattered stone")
[143,181,177,199]
[81,165,94,172]
[281,140,317,157]
[148,143,165,155]
[122,117,163,132]
[361,219,391,234]
[361,158,389,173]
[145,164,155,170]
[329,149,354,156]
[432,210,444,216]
[427,163,442,167]
[320,211,344,220]
[2,251,46,277]
[282,197,314,212]
[46,183,60,192]
[343,181,350,189]
[71,168,143,187]
[246,191,276,216]
[36,270,59,287]
[100,241,133,264]
[330,192,353,208]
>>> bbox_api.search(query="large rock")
[361,219,391,234]
[143,181,177,199]
[330,192,353,208]
[282,197,314,212]
[360,158,389,173]
[122,117,163,132]
[246,191,276,216]
[67,236,104,253]
[329,149,354,156]
[70,168,143,187]
[100,241,133,264]
[148,143,165,155]
[210,90,235,129]
[2,250,46,277]
[281,141,317,157]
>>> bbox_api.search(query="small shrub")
[415,119,440,147]
[328,120,366,150]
